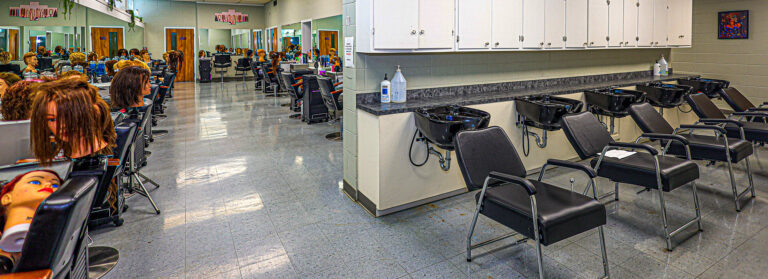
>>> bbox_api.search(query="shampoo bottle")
[381,74,391,103]
[653,62,661,76]
[392,66,407,103]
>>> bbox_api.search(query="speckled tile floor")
[94,81,768,278]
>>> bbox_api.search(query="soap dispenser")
[391,65,407,103]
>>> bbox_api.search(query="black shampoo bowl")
[516,95,583,131]
[677,77,729,98]
[414,106,491,151]
[636,83,692,108]
[585,88,646,117]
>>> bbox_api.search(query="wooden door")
[165,28,194,82]
[318,30,338,56]
[29,36,36,52]
[91,27,123,58]
[8,29,18,60]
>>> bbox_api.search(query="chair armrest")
[699,118,743,127]
[679,124,726,134]
[746,107,768,112]
[732,111,768,118]
[292,82,303,87]
[544,159,596,178]
[0,269,52,279]
[488,171,536,195]
[160,86,169,89]
[331,89,343,94]
[608,142,659,155]
[639,133,690,145]
[333,82,343,87]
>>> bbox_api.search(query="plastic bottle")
[391,65,407,103]
[658,55,668,76]
[380,73,391,103]
[653,62,661,76]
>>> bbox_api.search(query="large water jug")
[391,66,407,103]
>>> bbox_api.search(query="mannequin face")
[142,78,151,96]
[1,171,61,209]
[45,101,65,141]
[142,53,150,61]
[26,56,38,67]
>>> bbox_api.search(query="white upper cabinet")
[372,0,419,49]
[608,0,624,47]
[588,0,609,47]
[623,0,638,47]
[492,0,523,49]
[417,0,455,49]
[667,0,691,46]
[565,0,589,48]
[457,0,492,49]
[523,0,546,48]
[545,0,566,49]
[653,0,668,46]
[637,0,654,46]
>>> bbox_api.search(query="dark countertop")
[358,73,697,116]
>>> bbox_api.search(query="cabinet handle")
[590,42,594,45]
[606,36,610,42]
[485,42,490,47]
[410,30,417,35]
[583,42,588,46]
[541,42,545,46]
[495,42,500,46]
[419,30,425,35]
[563,36,567,41]
[625,41,629,45]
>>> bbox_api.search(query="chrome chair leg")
[614,182,620,201]
[692,182,703,231]
[727,160,741,211]
[745,157,756,198]
[530,197,544,279]
[657,189,673,251]
[597,226,610,279]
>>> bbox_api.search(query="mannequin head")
[0,52,11,65]
[22,53,37,68]
[0,73,21,97]
[1,80,40,121]
[105,60,118,76]
[329,48,338,58]
[30,79,115,164]
[257,49,266,61]
[69,52,86,65]
[86,52,98,62]
[58,70,87,82]
[116,49,128,58]
[110,66,151,109]
[0,170,61,252]
[139,49,150,62]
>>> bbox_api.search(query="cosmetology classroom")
[0,0,767,278]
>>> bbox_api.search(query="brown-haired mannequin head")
[58,70,87,82]
[139,49,150,62]
[116,49,128,58]
[69,52,86,65]
[105,60,118,76]
[1,81,40,121]
[0,73,21,97]
[110,66,151,109]
[86,52,98,62]
[22,53,37,73]
[29,79,115,164]
[0,52,11,65]
[36,46,45,57]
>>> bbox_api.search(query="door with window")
[91,27,123,58]
[165,28,195,82]
[318,30,338,56]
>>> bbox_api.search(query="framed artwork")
[718,10,749,39]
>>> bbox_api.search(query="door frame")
[300,19,312,54]
[253,29,264,50]
[89,26,125,54]
[163,27,196,80]
[317,29,340,56]
[0,26,21,60]
[266,26,278,52]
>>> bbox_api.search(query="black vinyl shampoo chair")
[560,112,702,250]
[686,93,768,143]
[454,127,609,279]
[719,87,768,116]
[629,102,755,211]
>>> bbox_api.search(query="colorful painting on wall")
[718,10,749,39]
[8,2,58,21]
[214,9,249,25]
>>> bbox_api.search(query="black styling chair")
[124,105,161,215]
[280,72,303,119]
[234,57,251,86]
[301,75,329,123]
[251,61,264,91]
[629,102,755,211]
[198,58,212,83]
[89,122,136,228]
[12,176,98,278]
[454,127,609,279]
[151,72,175,138]
[686,93,768,143]
[560,112,701,250]
[0,64,22,76]
[719,87,768,117]
[213,54,232,83]
[317,77,343,141]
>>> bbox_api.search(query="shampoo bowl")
[414,106,491,150]
[585,88,646,117]
[516,95,583,131]
[677,77,730,98]
[635,83,692,108]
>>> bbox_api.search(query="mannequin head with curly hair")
[1,80,40,121]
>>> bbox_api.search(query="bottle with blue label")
[380,73,391,103]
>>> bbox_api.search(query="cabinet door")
[545,0,566,48]
[491,0,523,49]
[588,0,609,47]
[608,0,624,47]
[458,0,492,49]
[623,0,638,47]
[653,0,668,46]
[637,0,653,46]
[373,0,419,49]
[565,0,589,48]
[667,0,691,46]
[418,0,455,49]
[523,0,546,48]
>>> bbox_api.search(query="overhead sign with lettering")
[8,2,58,21]
[214,9,248,25]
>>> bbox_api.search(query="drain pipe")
[428,146,451,171]
[610,117,616,134]
[528,129,548,148]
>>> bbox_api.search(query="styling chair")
[629,102,755,211]
[251,61,265,91]
[454,127,609,279]
[718,87,768,119]
[317,77,343,141]
[36,57,54,73]
[198,58,212,83]
[5,176,98,279]
[280,73,303,119]
[151,72,176,138]
[234,58,251,86]
[686,93,768,143]
[560,112,701,250]
[213,54,232,83]
[0,64,22,76]
[123,104,161,214]
[88,121,135,228]
[300,75,329,123]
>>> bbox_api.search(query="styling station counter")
[351,71,701,216]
